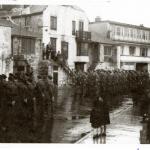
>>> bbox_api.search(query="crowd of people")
[72,69,150,102]
[0,73,57,142]
[71,69,150,138]
[1,68,150,142]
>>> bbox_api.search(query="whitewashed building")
[42,5,91,85]
[89,19,150,72]
[0,20,13,76]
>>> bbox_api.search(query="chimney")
[140,24,144,27]
[95,16,101,22]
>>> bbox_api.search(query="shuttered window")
[21,38,35,54]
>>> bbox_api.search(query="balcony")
[76,31,91,42]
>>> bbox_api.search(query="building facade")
[10,5,91,85]
[0,20,12,76]
[42,5,91,85]
[89,19,150,72]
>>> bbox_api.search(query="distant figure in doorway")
[90,96,110,140]
[46,42,52,60]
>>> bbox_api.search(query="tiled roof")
[29,5,47,14]
[61,5,84,12]
[90,20,150,31]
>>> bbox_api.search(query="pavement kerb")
[75,105,132,144]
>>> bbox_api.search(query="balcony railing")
[76,31,91,41]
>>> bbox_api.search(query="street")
[36,87,143,144]
[76,98,143,144]
[0,87,143,143]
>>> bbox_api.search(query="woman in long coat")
[90,96,110,138]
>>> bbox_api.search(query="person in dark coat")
[90,96,110,138]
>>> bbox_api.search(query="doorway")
[136,63,148,72]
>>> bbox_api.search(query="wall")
[12,13,43,34]
[0,26,12,75]
[89,22,109,38]
[12,36,42,79]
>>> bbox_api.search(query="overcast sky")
[1,0,150,27]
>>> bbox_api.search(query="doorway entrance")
[136,63,148,72]
[75,62,85,72]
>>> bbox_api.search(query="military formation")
[72,69,150,104]
[0,69,150,142]
[0,73,56,142]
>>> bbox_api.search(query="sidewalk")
[76,99,143,144]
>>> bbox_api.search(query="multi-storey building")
[11,5,91,85]
[89,18,150,71]
[42,5,91,84]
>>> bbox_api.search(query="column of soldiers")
[72,69,150,104]
[0,73,55,142]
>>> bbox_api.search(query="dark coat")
[90,99,110,128]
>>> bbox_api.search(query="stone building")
[11,24,42,79]
[89,18,150,71]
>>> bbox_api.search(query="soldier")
[25,75,36,133]
[46,42,52,60]
[47,75,55,113]
[0,74,8,133]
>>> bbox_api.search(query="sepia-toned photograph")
[0,0,150,145]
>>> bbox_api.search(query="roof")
[91,31,117,45]
[90,20,150,31]
[28,5,47,14]
[61,5,84,12]
[0,19,13,27]
[5,5,47,18]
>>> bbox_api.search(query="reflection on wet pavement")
[77,99,143,144]
[0,87,143,143]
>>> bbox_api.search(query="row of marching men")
[0,73,57,142]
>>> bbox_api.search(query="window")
[25,16,31,27]
[104,46,112,56]
[145,32,149,40]
[116,27,121,36]
[142,31,146,40]
[72,21,76,35]
[124,28,129,37]
[61,41,68,59]
[140,47,148,57]
[130,29,133,38]
[50,38,57,51]
[50,16,57,30]
[79,21,84,31]
[149,32,150,40]
[129,46,135,56]
[77,42,88,56]
[21,38,35,54]
[137,30,141,39]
